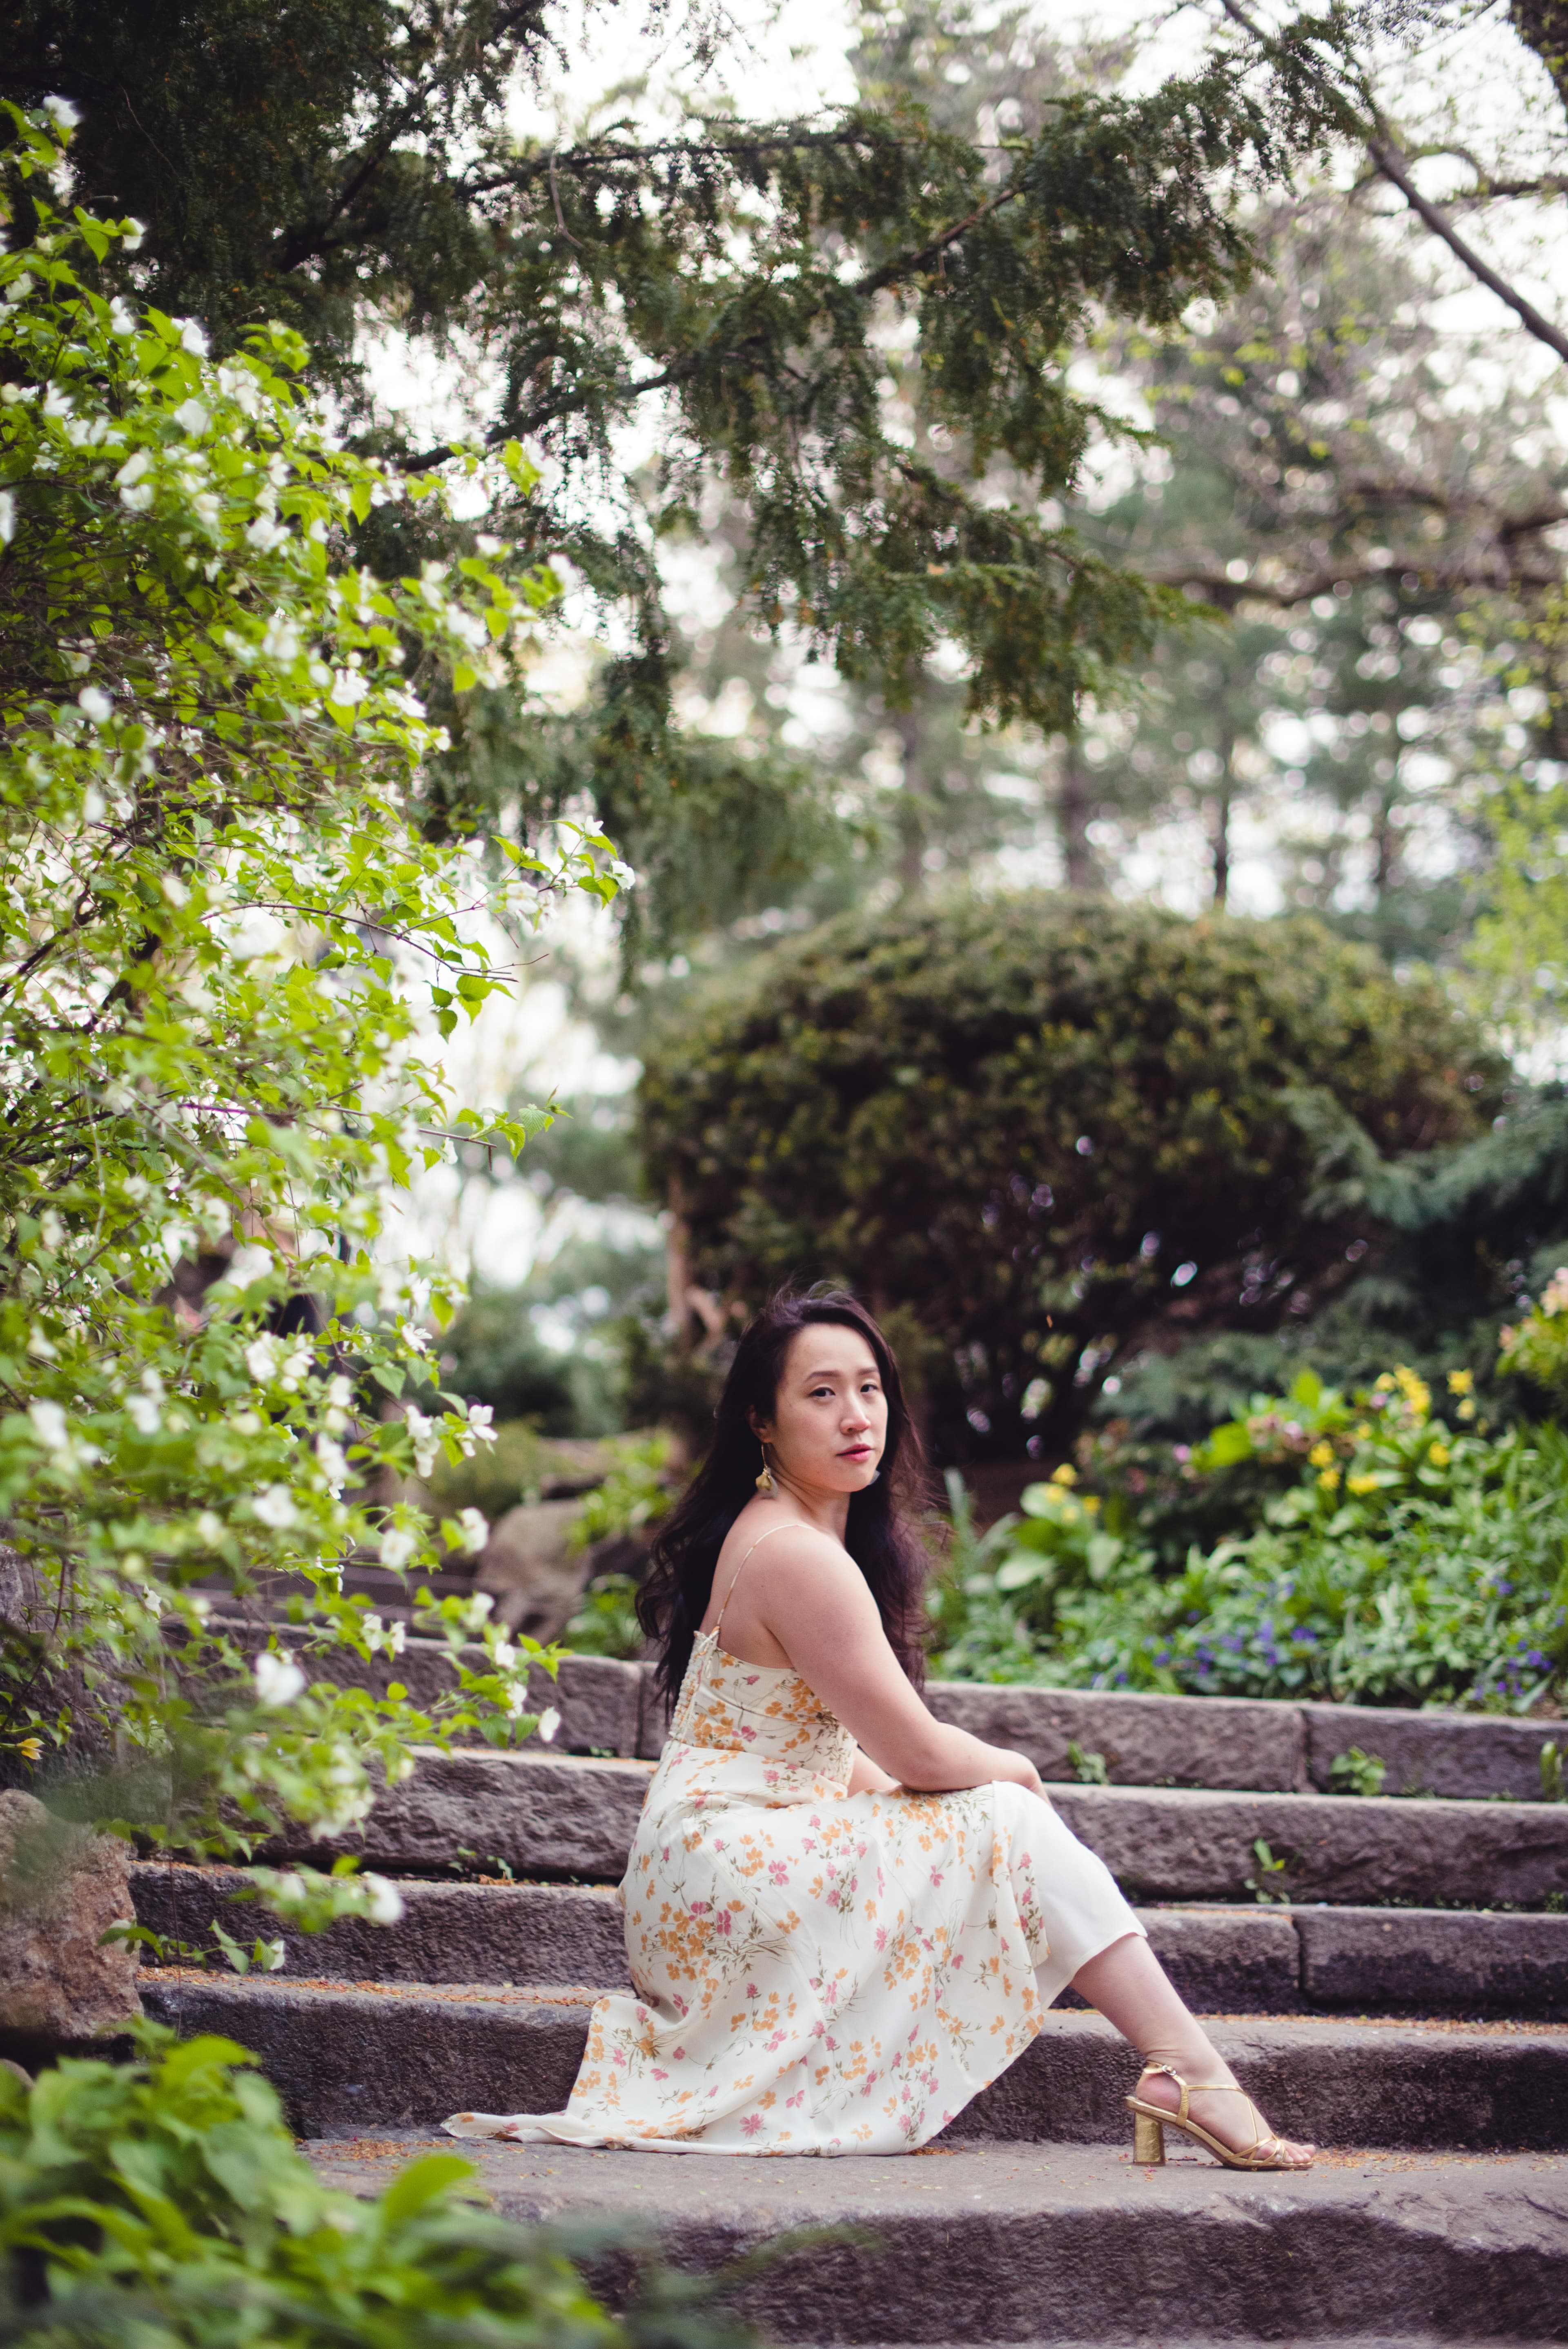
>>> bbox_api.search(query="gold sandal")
[1126,2064,1314,2172]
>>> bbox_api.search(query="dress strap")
[710,1518,800,1645]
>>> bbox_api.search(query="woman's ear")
[747,1404,773,1443]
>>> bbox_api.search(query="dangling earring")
[755,1443,775,1495]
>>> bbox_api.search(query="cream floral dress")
[445,1534,1142,2157]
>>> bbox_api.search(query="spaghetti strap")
[710,1518,806,1645]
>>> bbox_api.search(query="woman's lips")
[840,1444,873,1460]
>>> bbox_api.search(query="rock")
[476,1500,592,1640]
[0,1791,141,2037]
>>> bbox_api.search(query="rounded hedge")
[639,894,1506,1463]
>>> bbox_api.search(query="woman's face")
[752,1323,889,1496]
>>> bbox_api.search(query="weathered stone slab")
[1294,1903,1568,2020]
[1047,1781,1568,1911]
[139,1973,590,2137]
[130,1865,632,1987]
[922,1681,1307,1792]
[304,2134,1568,2346]
[1303,1701,1558,1803]
[149,1971,1568,2159]
[219,1627,644,1758]
[267,1750,654,1881]
[1136,1905,1301,2013]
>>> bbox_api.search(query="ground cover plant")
[928,1351,1568,1714]
[0,2025,756,2349]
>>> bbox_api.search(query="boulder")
[0,1790,142,2037]
[475,1500,592,1639]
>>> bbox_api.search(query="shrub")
[931,1367,1568,1712]
[0,2028,754,2349]
[640,894,1502,1463]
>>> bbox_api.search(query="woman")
[445,1289,1313,2168]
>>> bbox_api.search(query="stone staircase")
[133,1648,1568,2345]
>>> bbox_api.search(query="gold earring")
[755,1444,775,1495]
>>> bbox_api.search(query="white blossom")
[196,1511,225,1546]
[0,490,15,545]
[120,218,146,251]
[260,612,301,663]
[536,1705,561,1744]
[403,1404,438,1479]
[461,1591,495,1631]
[42,96,82,129]
[363,1873,405,1925]
[221,1243,274,1288]
[38,1210,64,1251]
[245,1334,280,1382]
[387,1617,406,1656]
[245,513,288,553]
[177,319,209,357]
[77,685,112,724]
[460,1402,497,1455]
[251,1484,298,1530]
[259,1938,287,1971]
[379,1525,417,1571]
[456,1506,489,1556]
[328,669,369,706]
[314,1434,349,1495]
[173,399,210,436]
[253,1649,305,1707]
[125,1393,161,1435]
[108,297,136,336]
[28,1399,68,1451]
[609,860,636,890]
[362,1612,386,1652]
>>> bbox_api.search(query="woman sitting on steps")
[445,1287,1314,2168]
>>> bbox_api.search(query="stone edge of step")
[217,1624,1563,1801]
[125,1866,1568,2021]
[133,1972,1568,2157]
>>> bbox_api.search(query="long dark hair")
[638,1287,931,1712]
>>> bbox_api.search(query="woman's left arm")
[847,1746,900,1794]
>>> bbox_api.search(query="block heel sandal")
[1126,2064,1314,2171]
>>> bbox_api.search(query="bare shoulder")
[720,1509,857,1590]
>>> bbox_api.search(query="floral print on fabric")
[444,1632,1141,2157]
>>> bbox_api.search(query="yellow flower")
[1317,1467,1340,1491]
[1428,1441,1450,1467]
[1447,1368,1474,1396]
[1457,1399,1476,1421]
[1394,1365,1430,1420]
[1081,1493,1100,1513]
[1308,1439,1335,1469]
[1373,1373,1396,1393]
[1354,1423,1371,1441]
[13,1736,42,1762]
[1049,1463,1078,1486]
[1347,1473,1380,1495]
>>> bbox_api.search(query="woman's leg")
[1070,1931,1314,2165]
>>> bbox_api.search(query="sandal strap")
[1136,2068,1270,2154]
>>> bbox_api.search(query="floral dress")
[445,1538,1143,2157]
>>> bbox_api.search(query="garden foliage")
[0,111,623,1915]
[0,2025,755,2349]
[931,1364,1568,1713]
[640,892,1501,1460]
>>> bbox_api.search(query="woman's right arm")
[754,1531,1043,1794]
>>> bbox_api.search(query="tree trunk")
[894,702,926,894]
[1058,737,1100,892]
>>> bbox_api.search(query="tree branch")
[1215,0,1568,367]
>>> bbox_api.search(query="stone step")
[139,1972,1568,2153]
[129,1867,1568,2021]
[301,2134,1568,2346]
[232,1630,1563,1800]
[260,1749,1568,1909]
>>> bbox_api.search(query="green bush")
[641,895,1503,1463]
[0,2029,754,2349]
[931,1367,1568,1712]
